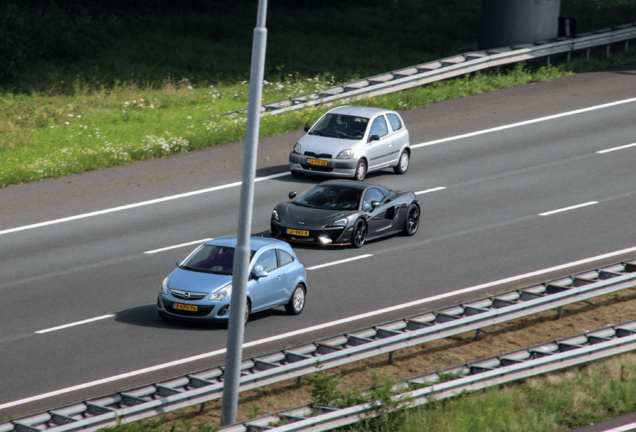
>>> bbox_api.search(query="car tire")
[354,159,367,181]
[403,204,420,236]
[393,150,410,174]
[352,218,367,248]
[291,170,304,178]
[244,299,251,324]
[285,285,306,315]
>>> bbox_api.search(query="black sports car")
[270,180,420,247]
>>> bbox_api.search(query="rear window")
[278,249,295,267]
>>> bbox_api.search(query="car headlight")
[292,142,301,154]
[326,218,348,227]
[209,285,232,301]
[336,149,353,159]
[160,277,169,295]
[272,209,280,221]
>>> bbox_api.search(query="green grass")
[3,0,636,188]
[330,353,636,432]
[4,44,636,188]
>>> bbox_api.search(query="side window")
[362,188,384,209]
[254,249,278,272]
[387,114,402,131]
[369,116,388,138]
[277,249,295,267]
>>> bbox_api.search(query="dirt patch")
[149,287,636,429]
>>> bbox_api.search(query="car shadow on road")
[114,303,294,331]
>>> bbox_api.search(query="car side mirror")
[304,126,310,133]
[289,191,297,199]
[369,135,380,142]
[255,270,268,279]
[176,260,183,267]
[371,200,380,209]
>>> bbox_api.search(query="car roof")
[326,106,395,118]
[315,179,386,191]
[205,236,289,251]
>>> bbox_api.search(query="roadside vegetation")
[2,0,636,188]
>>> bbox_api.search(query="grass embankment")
[100,286,636,432]
[3,47,636,189]
[2,0,636,188]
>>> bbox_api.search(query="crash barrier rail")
[221,319,636,431]
[3,259,636,432]
[224,22,636,118]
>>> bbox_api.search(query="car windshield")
[309,114,369,140]
[180,245,255,275]
[294,184,362,210]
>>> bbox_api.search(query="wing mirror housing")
[304,126,310,133]
[369,135,380,142]
[252,265,268,280]
[176,260,183,267]
[371,200,381,209]
[289,191,297,199]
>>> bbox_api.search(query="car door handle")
[277,276,282,280]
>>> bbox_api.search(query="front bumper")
[270,219,353,246]
[289,153,357,177]
[157,295,232,322]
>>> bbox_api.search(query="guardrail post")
[296,377,303,388]
[625,40,629,53]
[388,352,394,364]
[200,403,206,413]
[606,44,610,58]
[497,65,500,76]
[547,55,551,66]
[567,51,571,63]
[557,306,563,319]
[586,48,590,60]
[475,328,481,341]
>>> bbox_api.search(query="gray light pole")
[220,0,268,426]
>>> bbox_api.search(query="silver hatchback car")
[289,106,411,181]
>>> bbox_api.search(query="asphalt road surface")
[1,63,636,418]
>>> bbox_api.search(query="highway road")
[1,62,636,418]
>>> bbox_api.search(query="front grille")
[304,151,332,159]
[170,289,207,300]
[301,164,333,172]
[163,300,215,317]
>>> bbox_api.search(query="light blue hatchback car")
[157,237,307,324]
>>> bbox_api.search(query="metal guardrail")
[224,22,636,118]
[2,259,636,432]
[224,319,636,431]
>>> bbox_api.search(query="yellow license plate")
[307,158,328,166]
[174,303,198,312]
[287,229,309,236]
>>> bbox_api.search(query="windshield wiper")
[211,270,232,275]
[292,201,313,208]
[309,130,324,136]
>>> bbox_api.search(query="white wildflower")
[187,116,192,119]
[68,114,74,117]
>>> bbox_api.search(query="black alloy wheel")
[354,159,367,181]
[244,299,251,324]
[352,219,367,248]
[285,285,306,315]
[393,150,410,174]
[403,204,420,236]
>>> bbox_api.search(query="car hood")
[298,134,363,156]
[168,268,232,294]
[280,202,355,229]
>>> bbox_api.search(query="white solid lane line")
[5,96,636,238]
[306,254,373,270]
[144,238,213,254]
[600,421,636,432]
[597,142,636,154]
[0,172,290,237]
[411,96,636,149]
[7,243,636,410]
[415,187,446,195]
[539,201,598,216]
[35,315,114,334]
